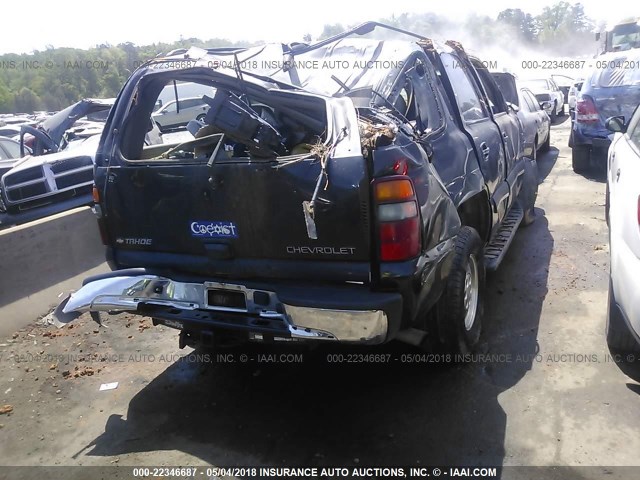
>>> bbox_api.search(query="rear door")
[474,66,524,212]
[441,53,508,224]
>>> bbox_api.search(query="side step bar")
[484,205,523,272]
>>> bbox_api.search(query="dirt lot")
[1,116,639,478]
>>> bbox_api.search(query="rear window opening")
[118,72,329,163]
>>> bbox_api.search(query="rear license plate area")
[207,289,247,310]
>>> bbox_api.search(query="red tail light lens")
[374,176,421,262]
[576,95,599,123]
[380,217,421,261]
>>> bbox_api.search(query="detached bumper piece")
[55,274,388,344]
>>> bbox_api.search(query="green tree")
[14,87,41,112]
[497,8,537,42]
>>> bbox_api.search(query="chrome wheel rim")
[463,254,479,331]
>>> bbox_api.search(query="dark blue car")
[570,51,640,173]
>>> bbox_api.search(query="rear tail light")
[374,176,421,261]
[92,184,109,245]
[92,185,100,204]
[576,95,599,123]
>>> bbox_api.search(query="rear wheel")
[540,129,551,152]
[606,279,640,352]
[572,145,590,173]
[196,113,206,122]
[434,227,485,355]
[550,102,557,122]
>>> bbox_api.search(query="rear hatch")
[100,83,372,283]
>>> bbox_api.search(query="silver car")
[152,97,210,131]
[517,87,551,157]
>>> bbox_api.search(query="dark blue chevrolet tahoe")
[56,23,538,354]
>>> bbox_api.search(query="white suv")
[605,108,640,352]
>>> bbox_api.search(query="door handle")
[616,168,621,182]
[502,132,508,140]
[480,142,490,160]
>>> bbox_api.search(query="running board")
[484,206,524,272]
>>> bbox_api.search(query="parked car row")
[0,99,114,227]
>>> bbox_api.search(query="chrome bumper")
[56,275,388,343]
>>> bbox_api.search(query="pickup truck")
[55,22,538,354]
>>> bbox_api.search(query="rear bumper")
[572,122,611,148]
[55,269,403,344]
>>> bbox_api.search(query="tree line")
[0,1,597,114]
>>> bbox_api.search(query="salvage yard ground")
[1,117,640,477]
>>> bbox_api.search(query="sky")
[1,0,637,54]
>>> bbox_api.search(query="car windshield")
[610,23,640,50]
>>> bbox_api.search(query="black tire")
[606,279,640,352]
[520,158,539,226]
[434,226,485,355]
[540,129,551,152]
[557,103,564,117]
[572,145,590,174]
[550,103,557,122]
[196,114,206,122]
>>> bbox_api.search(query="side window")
[476,68,507,115]
[164,102,177,113]
[523,91,539,112]
[389,56,442,133]
[0,139,20,158]
[517,92,530,112]
[180,99,199,109]
[522,94,534,112]
[441,53,489,123]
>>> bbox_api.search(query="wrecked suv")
[56,22,538,354]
